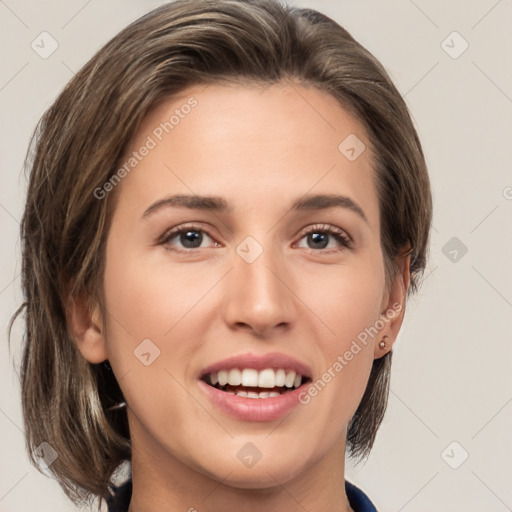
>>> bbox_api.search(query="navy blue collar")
[108,478,378,511]
[345,480,378,511]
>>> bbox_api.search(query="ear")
[374,249,411,359]
[66,292,108,364]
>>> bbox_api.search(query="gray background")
[1,1,511,511]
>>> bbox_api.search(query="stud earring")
[379,335,389,349]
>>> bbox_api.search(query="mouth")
[201,368,311,399]
[198,352,313,421]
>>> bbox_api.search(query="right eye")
[159,224,221,252]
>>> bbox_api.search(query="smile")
[198,353,313,421]
[203,368,308,398]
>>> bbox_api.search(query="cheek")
[99,252,201,433]
[299,253,385,414]
[100,242,215,389]
[305,250,386,343]
[99,240,170,376]
[102,242,207,339]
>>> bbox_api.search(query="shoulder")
[345,479,379,512]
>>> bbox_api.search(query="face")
[79,82,406,489]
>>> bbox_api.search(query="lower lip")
[198,380,307,422]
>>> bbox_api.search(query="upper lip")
[199,352,312,379]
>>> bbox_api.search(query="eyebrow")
[143,194,233,217]
[142,193,368,224]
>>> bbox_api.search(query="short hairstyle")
[11,0,432,505]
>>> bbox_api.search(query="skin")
[71,81,410,512]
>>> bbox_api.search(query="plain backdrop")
[1,1,511,511]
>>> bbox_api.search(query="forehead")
[113,81,379,228]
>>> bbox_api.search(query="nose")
[222,243,296,338]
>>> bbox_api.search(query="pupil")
[181,230,202,248]
[309,232,327,249]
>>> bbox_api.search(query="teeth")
[284,370,296,388]
[258,368,275,388]
[207,368,305,390]
[275,369,286,387]
[228,368,242,386]
[235,390,283,399]
[218,370,229,386]
[241,369,259,387]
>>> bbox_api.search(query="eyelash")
[159,223,353,253]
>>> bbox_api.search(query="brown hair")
[10,0,432,505]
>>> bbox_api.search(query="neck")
[127,429,354,512]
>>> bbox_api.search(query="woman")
[12,0,432,511]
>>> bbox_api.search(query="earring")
[379,335,389,349]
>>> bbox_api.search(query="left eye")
[295,224,352,251]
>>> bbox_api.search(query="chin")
[195,444,310,489]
